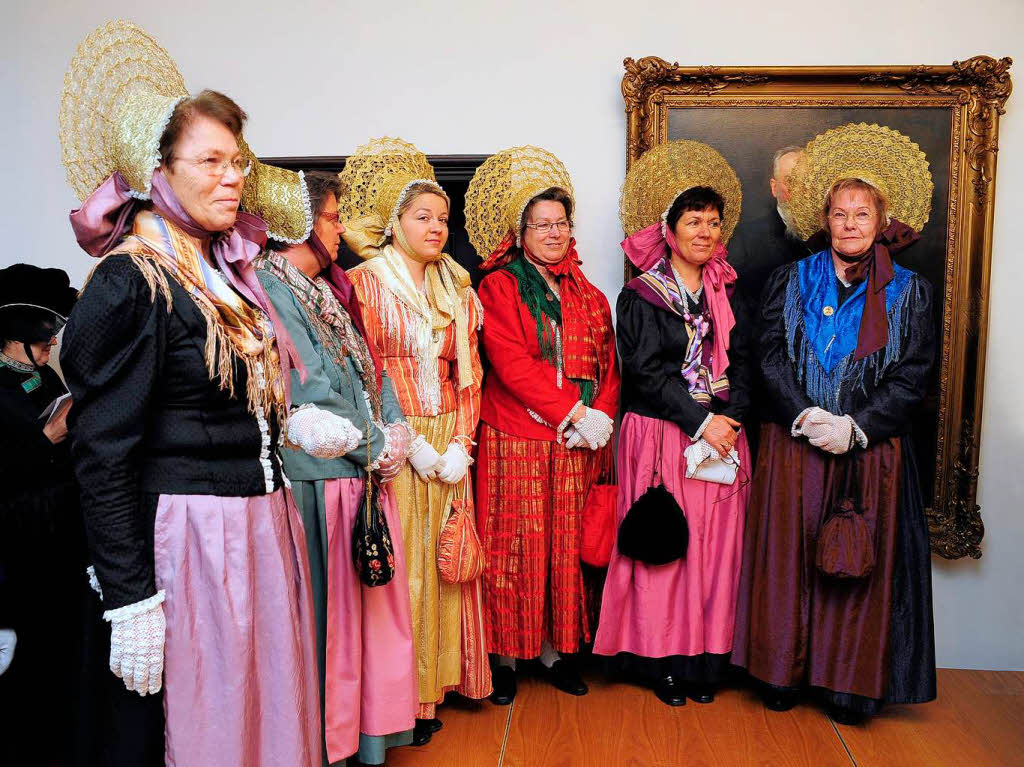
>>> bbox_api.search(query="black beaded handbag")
[352,421,396,587]
[617,420,689,565]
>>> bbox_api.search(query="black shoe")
[546,659,588,696]
[827,705,866,726]
[654,675,687,706]
[490,665,517,705]
[411,718,433,746]
[688,684,715,704]
[423,717,443,733]
[762,689,800,712]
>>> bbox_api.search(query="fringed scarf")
[784,241,920,414]
[836,219,920,361]
[257,250,383,419]
[107,209,286,425]
[350,245,482,416]
[307,231,383,393]
[342,217,477,397]
[70,170,306,407]
[482,234,609,407]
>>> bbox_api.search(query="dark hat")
[0,264,78,344]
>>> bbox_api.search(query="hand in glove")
[104,592,167,696]
[0,629,16,676]
[288,406,362,459]
[375,423,413,483]
[563,425,584,450]
[572,407,614,450]
[408,435,443,480]
[806,412,854,455]
[436,443,470,484]
[796,406,832,442]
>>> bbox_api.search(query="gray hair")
[772,145,804,179]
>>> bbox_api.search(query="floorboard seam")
[497,698,515,767]
[829,717,858,766]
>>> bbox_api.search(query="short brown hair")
[519,186,573,240]
[304,171,343,219]
[820,177,888,235]
[159,89,248,166]
[265,171,341,252]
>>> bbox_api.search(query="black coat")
[616,284,753,438]
[757,261,935,443]
[60,255,286,611]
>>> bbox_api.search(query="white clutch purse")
[684,438,740,485]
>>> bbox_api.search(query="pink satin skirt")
[594,412,751,659]
[154,489,321,767]
[323,479,417,761]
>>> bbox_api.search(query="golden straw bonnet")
[787,122,933,241]
[238,142,313,244]
[464,146,575,257]
[619,139,743,245]
[59,19,188,201]
[338,137,444,234]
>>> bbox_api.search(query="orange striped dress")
[348,248,489,718]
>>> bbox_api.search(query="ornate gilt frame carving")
[622,56,1012,559]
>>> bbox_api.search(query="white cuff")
[792,407,815,437]
[86,565,103,600]
[448,440,474,467]
[556,401,584,444]
[367,423,394,472]
[693,411,714,440]
[408,433,429,457]
[848,416,868,449]
[102,591,166,623]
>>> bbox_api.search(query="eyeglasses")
[177,155,252,179]
[829,210,875,226]
[524,220,571,235]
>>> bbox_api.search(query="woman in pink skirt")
[594,141,753,706]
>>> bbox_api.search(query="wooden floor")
[386,668,1024,766]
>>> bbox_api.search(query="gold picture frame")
[621,56,1012,559]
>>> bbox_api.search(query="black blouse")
[616,285,753,438]
[60,255,285,610]
[757,262,935,443]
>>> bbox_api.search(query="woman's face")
[397,193,449,261]
[671,205,722,267]
[521,200,570,265]
[827,188,881,257]
[313,192,345,262]
[161,115,246,233]
[3,337,55,367]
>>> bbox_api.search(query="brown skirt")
[732,422,902,701]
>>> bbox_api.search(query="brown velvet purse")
[816,451,876,579]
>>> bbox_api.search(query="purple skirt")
[154,489,320,767]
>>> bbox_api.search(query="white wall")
[2,0,1022,670]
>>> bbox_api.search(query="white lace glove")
[573,408,614,450]
[288,405,362,459]
[793,406,831,441]
[0,629,16,676]
[807,412,855,455]
[436,443,471,484]
[563,425,584,450]
[104,592,167,696]
[408,435,443,480]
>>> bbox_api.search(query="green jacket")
[258,269,405,481]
